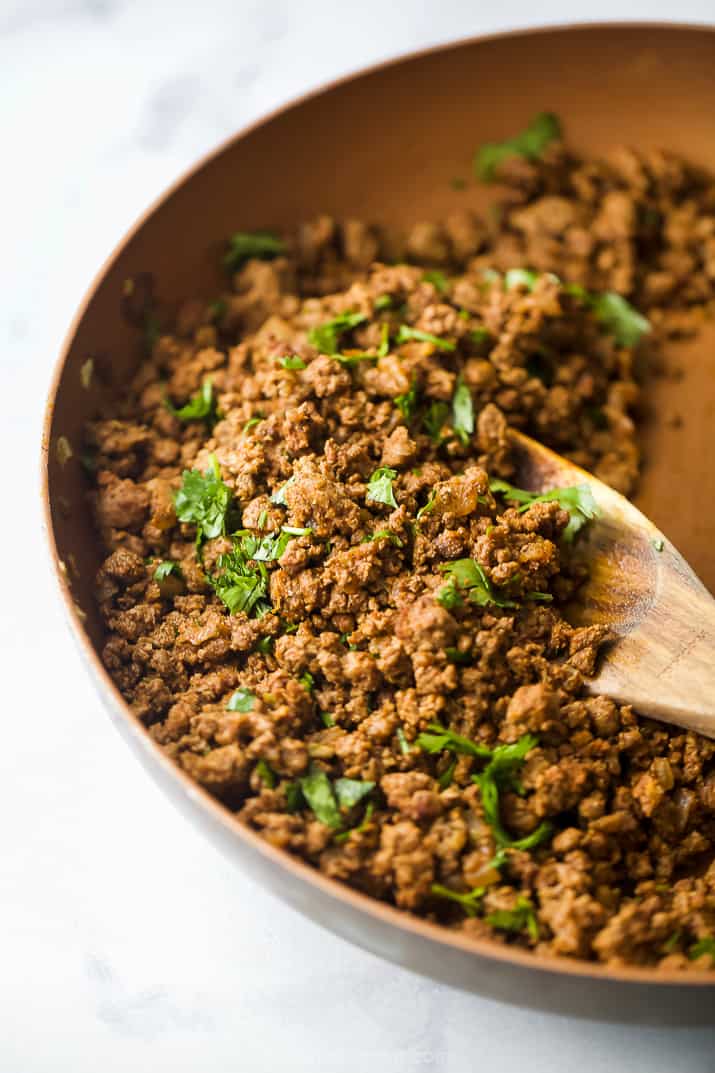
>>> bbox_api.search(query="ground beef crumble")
[87,130,715,972]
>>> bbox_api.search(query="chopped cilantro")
[174,455,232,542]
[445,646,471,664]
[308,311,367,355]
[431,882,484,917]
[210,546,269,617]
[475,112,562,182]
[451,377,474,446]
[504,268,539,292]
[321,711,336,728]
[270,474,296,506]
[489,478,599,542]
[278,354,306,370]
[395,378,419,422]
[299,769,342,828]
[396,727,412,755]
[486,896,539,940]
[689,938,715,960]
[422,400,450,442]
[243,415,263,434]
[652,537,665,553]
[334,778,375,809]
[374,294,392,311]
[661,931,681,954]
[299,769,374,829]
[256,636,274,654]
[486,824,553,872]
[396,325,455,352]
[255,759,275,788]
[435,578,463,610]
[377,323,390,357]
[591,291,651,348]
[422,270,448,293]
[165,377,219,426]
[285,781,304,813]
[299,671,314,692]
[227,687,256,712]
[224,230,285,271]
[416,490,437,521]
[437,758,457,790]
[439,558,517,609]
[417,722,493,759]
[470,327,491,346]
[235,525,311,563]
[472,736,542,848]
[367,467,398,509]
[153,560,181,582]
[366,529,403,547]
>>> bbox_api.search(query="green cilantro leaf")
[255,759,275,788]
[374,294,392,311]
[435,578,463,611]
[227,687,256,712]
[236,525,311,563]
[367,467,398,509]
[334,778,375,809]
[416,490,437,521]
[224,230,286,271]
[299,671,314,692]
[504,268,540,292]
[486,896,539,941]
[437,758,457,790]
[652,537,665,553]
[475,112,562,182]
[396,727,412,755]
[270,474,296,506]
[308,311,367,355]
[422,270,448,293]
[439,558,517,608]
[284,781,304,812]
[689,938,715,960]
[452,377,474,446]
[299,770,342,828]
[416,722,493,760]
[489,478,599,541]
[278,354,307,370]
[366,529,403,546]
[165,377,219,426]
[431,883,484,918]
[395,378,419,423]
[153,560,181,582]
[321,711,336,728]
[445,646,471,664]
[174,454,232,541]
[210,546,269,617]
[396,325,455,352]
[487,823,553,872]
[591,291,651,348]
[422,400,450,442]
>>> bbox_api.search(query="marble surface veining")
[2,1,715,1070]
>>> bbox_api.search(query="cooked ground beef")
[87,128,715,972]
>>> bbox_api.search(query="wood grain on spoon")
[510,430,715,739]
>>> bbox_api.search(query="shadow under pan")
[43,23,715,1023]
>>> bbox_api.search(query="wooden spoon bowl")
[42,24,715,1023]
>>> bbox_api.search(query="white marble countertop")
[3,2,715,1069]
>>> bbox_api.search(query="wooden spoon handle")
[588,554,715,738]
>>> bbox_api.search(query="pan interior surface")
[43,25,715,1022]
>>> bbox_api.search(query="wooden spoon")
[509,430,715,739]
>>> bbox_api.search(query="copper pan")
[42,23,715,1023]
